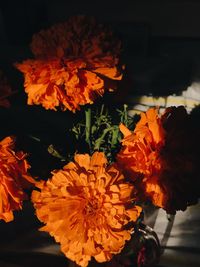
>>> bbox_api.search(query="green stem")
[124,103,128,125]
[100,103,104,116]
[94,126,117,151]
[85,107,92,153]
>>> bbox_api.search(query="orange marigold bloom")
[30,15,121,60]
[32,152,141,267]
[117,108,165,181]
[117,107,199,214]
[0,136,34,222]
[15,57,122,112]
[15,15,123,112]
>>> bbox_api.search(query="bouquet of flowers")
[0,15,200,267]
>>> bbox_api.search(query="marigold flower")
[30,15,121,60]
[32,152,141,267]
[15,58,122,112]
[15,15,123,112]
[0,136,34,222]
[117,109,165,181]
[157,106,200,213]
[117,107,199,214]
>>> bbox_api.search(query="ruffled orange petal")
[15,57,121,112]
[0,136,34,222]
[15,16,124,112]
[32,152,141,267]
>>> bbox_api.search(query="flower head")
[30,15,121,60]
[15,15,123,112]
[32,152,141,267]
[15,57,122,112]
[0,136,34,222]
[117,108,165,182]
[117,107,200,214]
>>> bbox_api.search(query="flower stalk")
[85,107,92,153]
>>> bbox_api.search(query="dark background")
[0,1,200,266]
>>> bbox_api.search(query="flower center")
[84,199,98,216]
